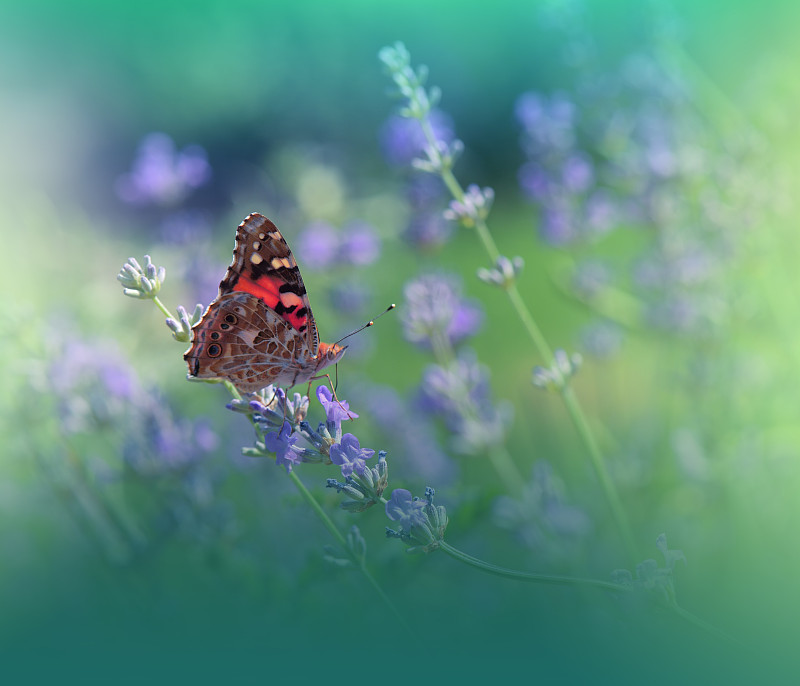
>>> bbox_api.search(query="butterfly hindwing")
[184,291,316,393]
[218,213,320,355]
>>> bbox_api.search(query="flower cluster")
[115,132,211,207]
[44,334,231,561]
[492,461,591,562]
[296,220,381,270]
[117,255,166,300]
[531,349,583,391]
[611,534,686,604]
[401,273,483,349]
[385,487,448,554]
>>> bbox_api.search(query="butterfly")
[184,213,346,393]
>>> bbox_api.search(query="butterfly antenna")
[334,303,397,346]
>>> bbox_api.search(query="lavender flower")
[264,421,303,473]
[340,221,381,265]
[117,255,166,299]
[385,487,448,554]
[492,462,591,561]
[115,132,211,206]
[380,110,455,166]
[327,451,388,512]
[329,434,375,478]
[419,352,509,455]
[443,184,494,228]
[362,384,457,485]
[296,221,340,270]
[402,274,483,349]
[385,488,428,529]
[317,386,358,427]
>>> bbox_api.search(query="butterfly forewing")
[218,213,320,355]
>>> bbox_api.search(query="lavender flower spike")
[117,255,166,299]
[385,489,428,529]
[264,421,302,473]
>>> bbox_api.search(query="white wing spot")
[271,256,290,269]
[252,241,261,250]
[250,253,264,265]
[258,233,266,240]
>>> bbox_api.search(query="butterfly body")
[184,213,346,393]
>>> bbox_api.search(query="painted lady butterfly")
[184,213,346,393]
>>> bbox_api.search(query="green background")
[2,0,800,682]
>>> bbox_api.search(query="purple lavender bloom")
[518,163,551,202]
[539,202,577,245]
[160,210,212,245]
[418,352,509,455]
[264,421,302,473]
[404,211,454,249]
[385,488,428,529]
[296,221,340,270]
[492,461,591,560]
[329,434,375,477]
[402,274,483,348]
[115,132,211,206]
[380,110,455,166]
[340,221,380,265]
[515,92,576,151]
[317,386,358,425]
[328,278,370,314]
[562,154,594,192]
[365,385,457,485]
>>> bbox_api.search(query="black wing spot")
[207,344,222,357]
[295,307,307,319]
[224,313,238,324]
[210,331,221,341]
[299,325,307,332]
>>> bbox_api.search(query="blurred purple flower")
[515,92,576,151]
[402,273,483,348]
[296,221,339,270]
[385,488,428,529]
[364,385,457,485]
[380,110,455,166]
[579,320,624,358]
[404,211,454,249]
[115,132,211,206]
[562,154,594,192]
[330,433,375,478]
[264,421,302,473]
[492,461,592,559]
[160,210,212,245]
[340,221,380,265]
[418,352,510,455]
[328,278,370,314]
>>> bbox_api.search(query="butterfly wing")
[217,213,320,356]
[184,291,314,393]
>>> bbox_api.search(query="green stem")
[151,295,174,320]
[441,541,737,645]
[418,116,637,562]
[560,386,638,563]
[288,470,411,634]
[440,541,625,592]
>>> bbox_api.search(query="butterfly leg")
[308,373,356,421]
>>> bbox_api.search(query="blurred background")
[2,0,800,682]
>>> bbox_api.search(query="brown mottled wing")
[217,213,320,356]
[184,291,312,394]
